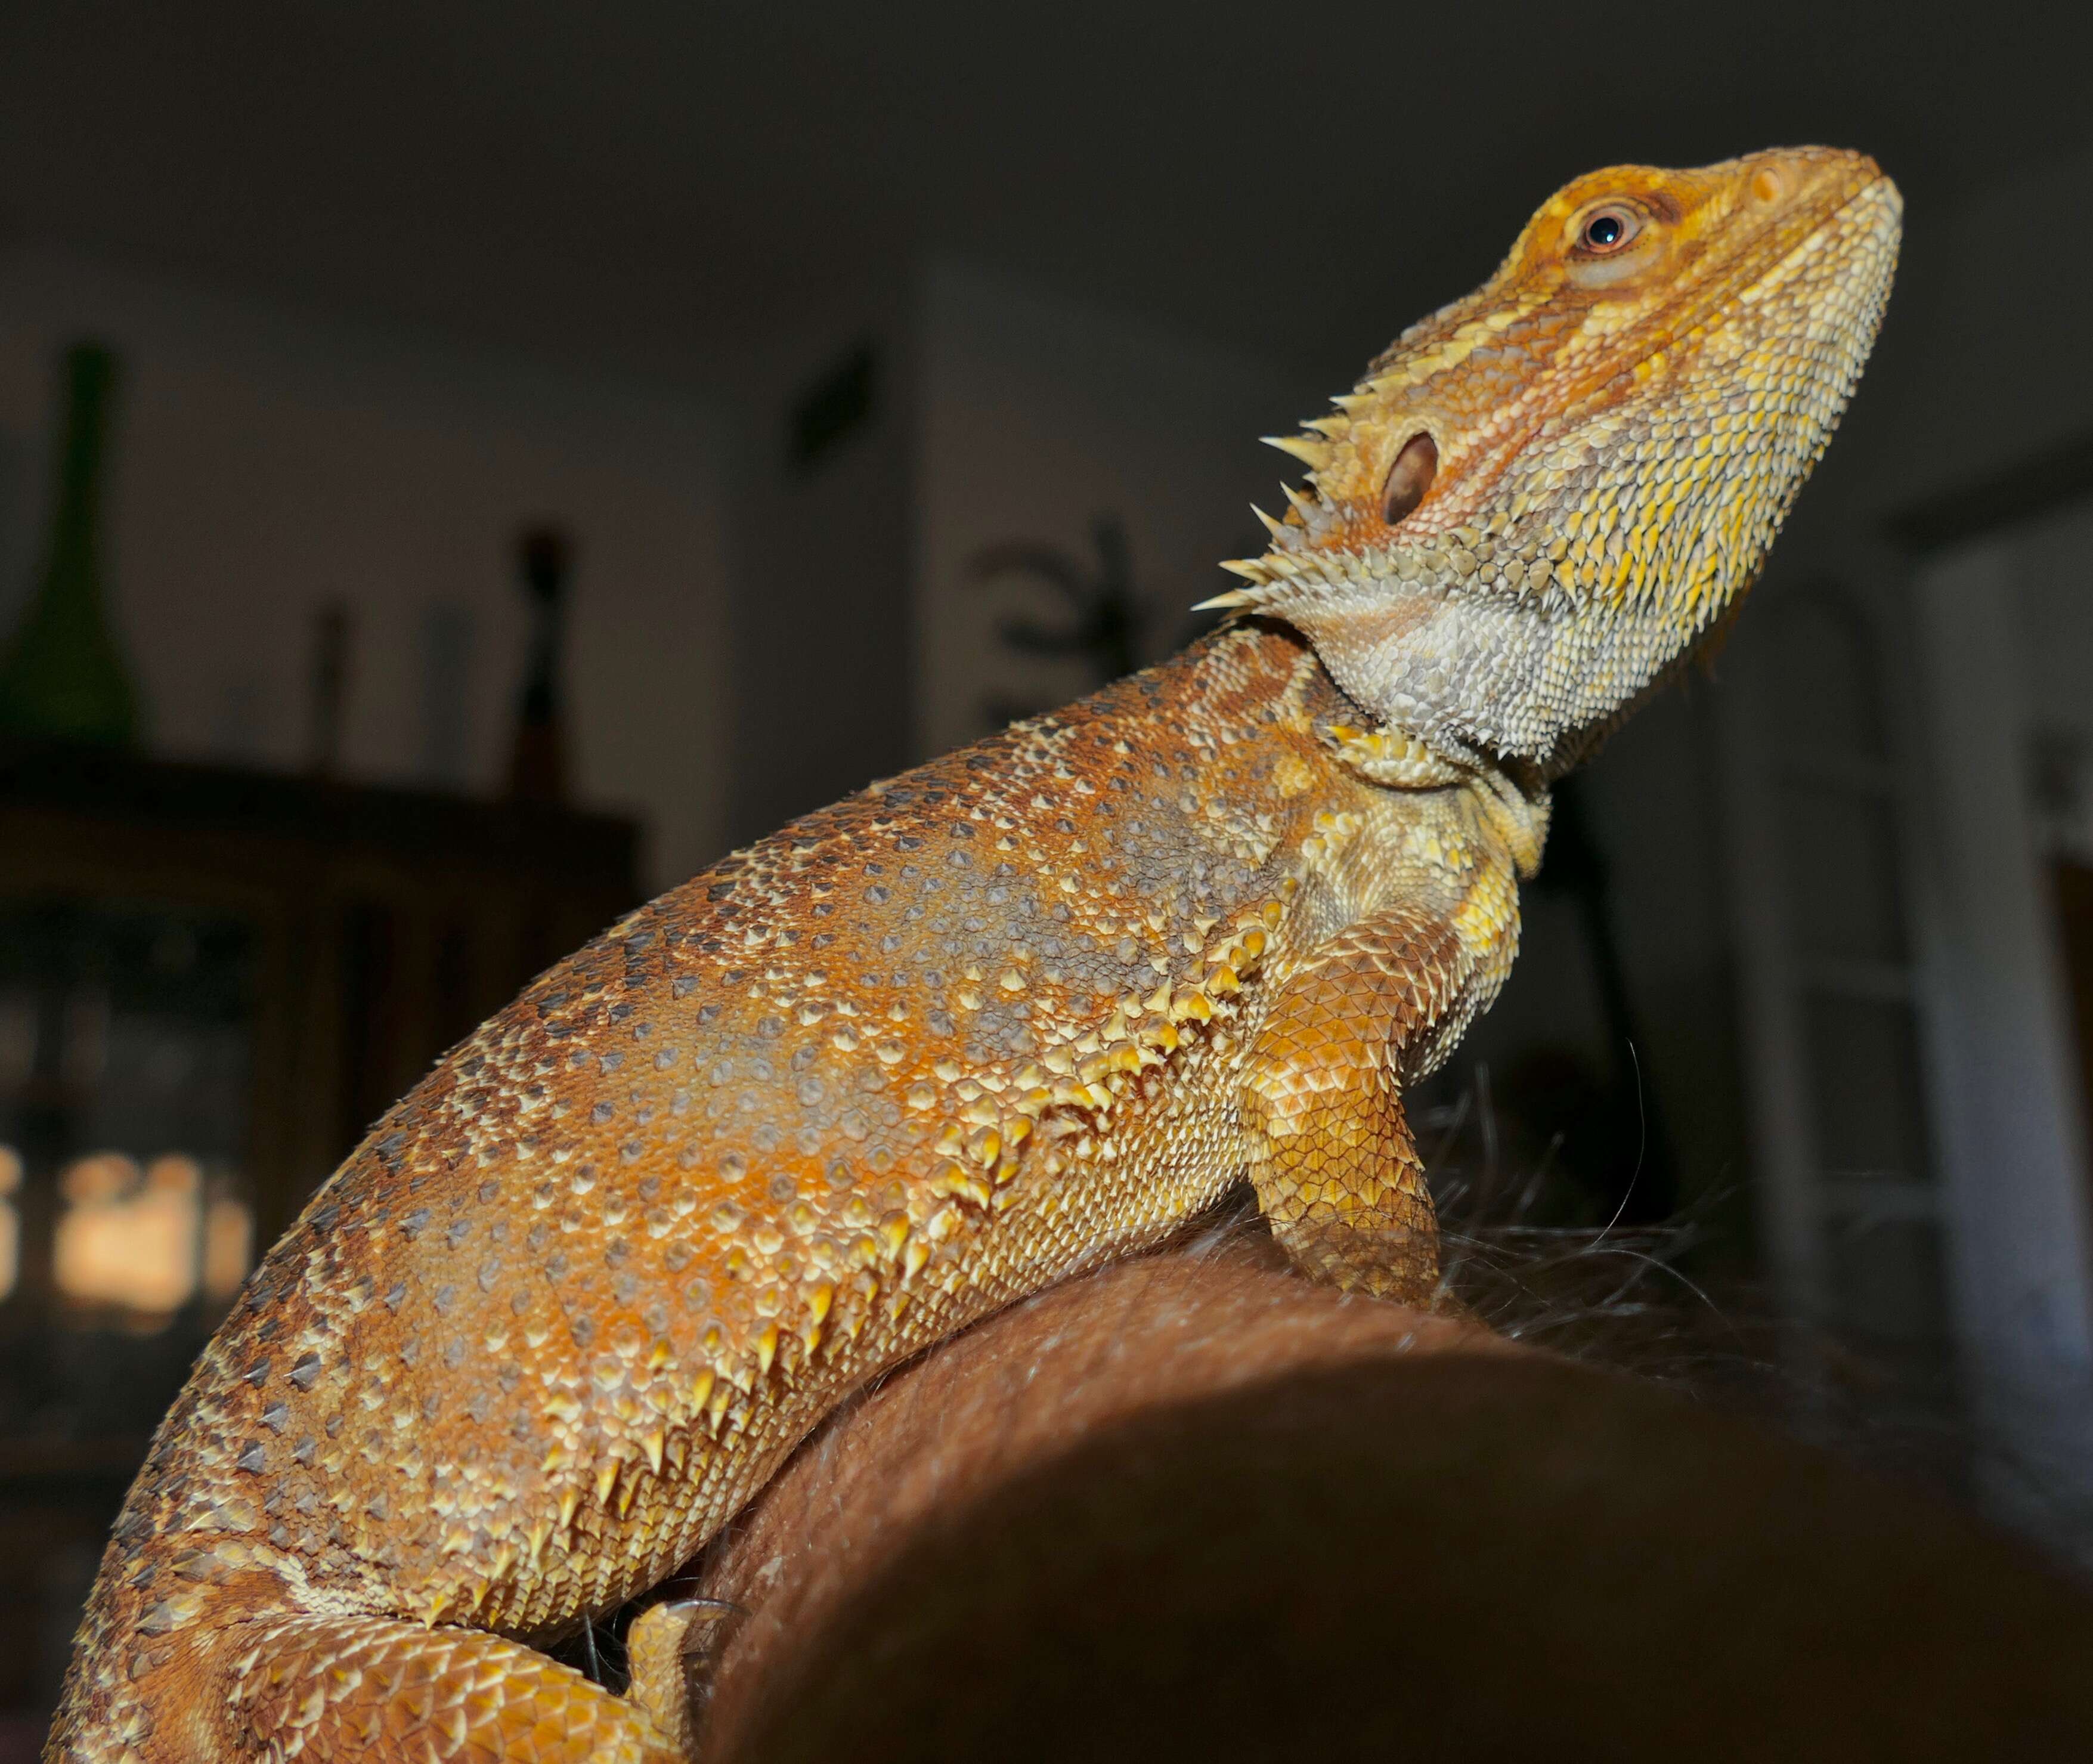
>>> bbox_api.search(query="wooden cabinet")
[0,741,639,1741]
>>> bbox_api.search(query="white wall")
[914,256,1304,759]
[0,245,733,893]
[1910,541,2093,1540]
[2015,505,2093,753]
[1685,143,2093,1549]
[722,288,917,846]
[1868,139,2093,507]
[1888,156,2093,1522]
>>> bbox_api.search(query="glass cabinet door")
[0,898,258,1446]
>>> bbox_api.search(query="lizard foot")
[154,1605,688,1763]
[626,1595,742,1755]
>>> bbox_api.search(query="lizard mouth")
[1838,166,1902,218]
[1757,165,1903,296]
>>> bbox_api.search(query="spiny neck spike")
[1250,503,1285,539]
[1261,434,1332,470]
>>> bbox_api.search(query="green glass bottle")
[0,342,141,746]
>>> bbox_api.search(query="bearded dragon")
[49,146,1899,1764]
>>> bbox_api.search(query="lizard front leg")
[184,1601,683,1764]
[1240,906,1467,1305]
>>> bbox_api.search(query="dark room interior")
[4,3,2093,1756]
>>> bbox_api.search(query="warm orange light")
[202,1192,253,1305]
[0,1145,20,1302]
[54,1153,201,1315]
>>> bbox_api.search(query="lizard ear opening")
[1381,432,1438,527]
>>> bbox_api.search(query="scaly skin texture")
[50,147,1899,1764]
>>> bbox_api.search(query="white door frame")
[1910,542,2093,1459]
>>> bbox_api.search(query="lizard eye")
[1381,431,1438,527]
[1574,203,1643,256]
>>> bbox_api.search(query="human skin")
[686,1242,2093,1763]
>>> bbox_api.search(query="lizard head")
[1208,146,1902,773]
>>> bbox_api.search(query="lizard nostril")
[1751,167,1785,205]
[1381,432,1438,527]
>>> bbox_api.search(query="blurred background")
[2,0,2092,1743]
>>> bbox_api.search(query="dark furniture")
[0,742,639,1744]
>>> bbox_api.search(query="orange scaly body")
[51,147,1899,1763]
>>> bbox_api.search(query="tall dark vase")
[506,526,571,804]
[0,343,141,747]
